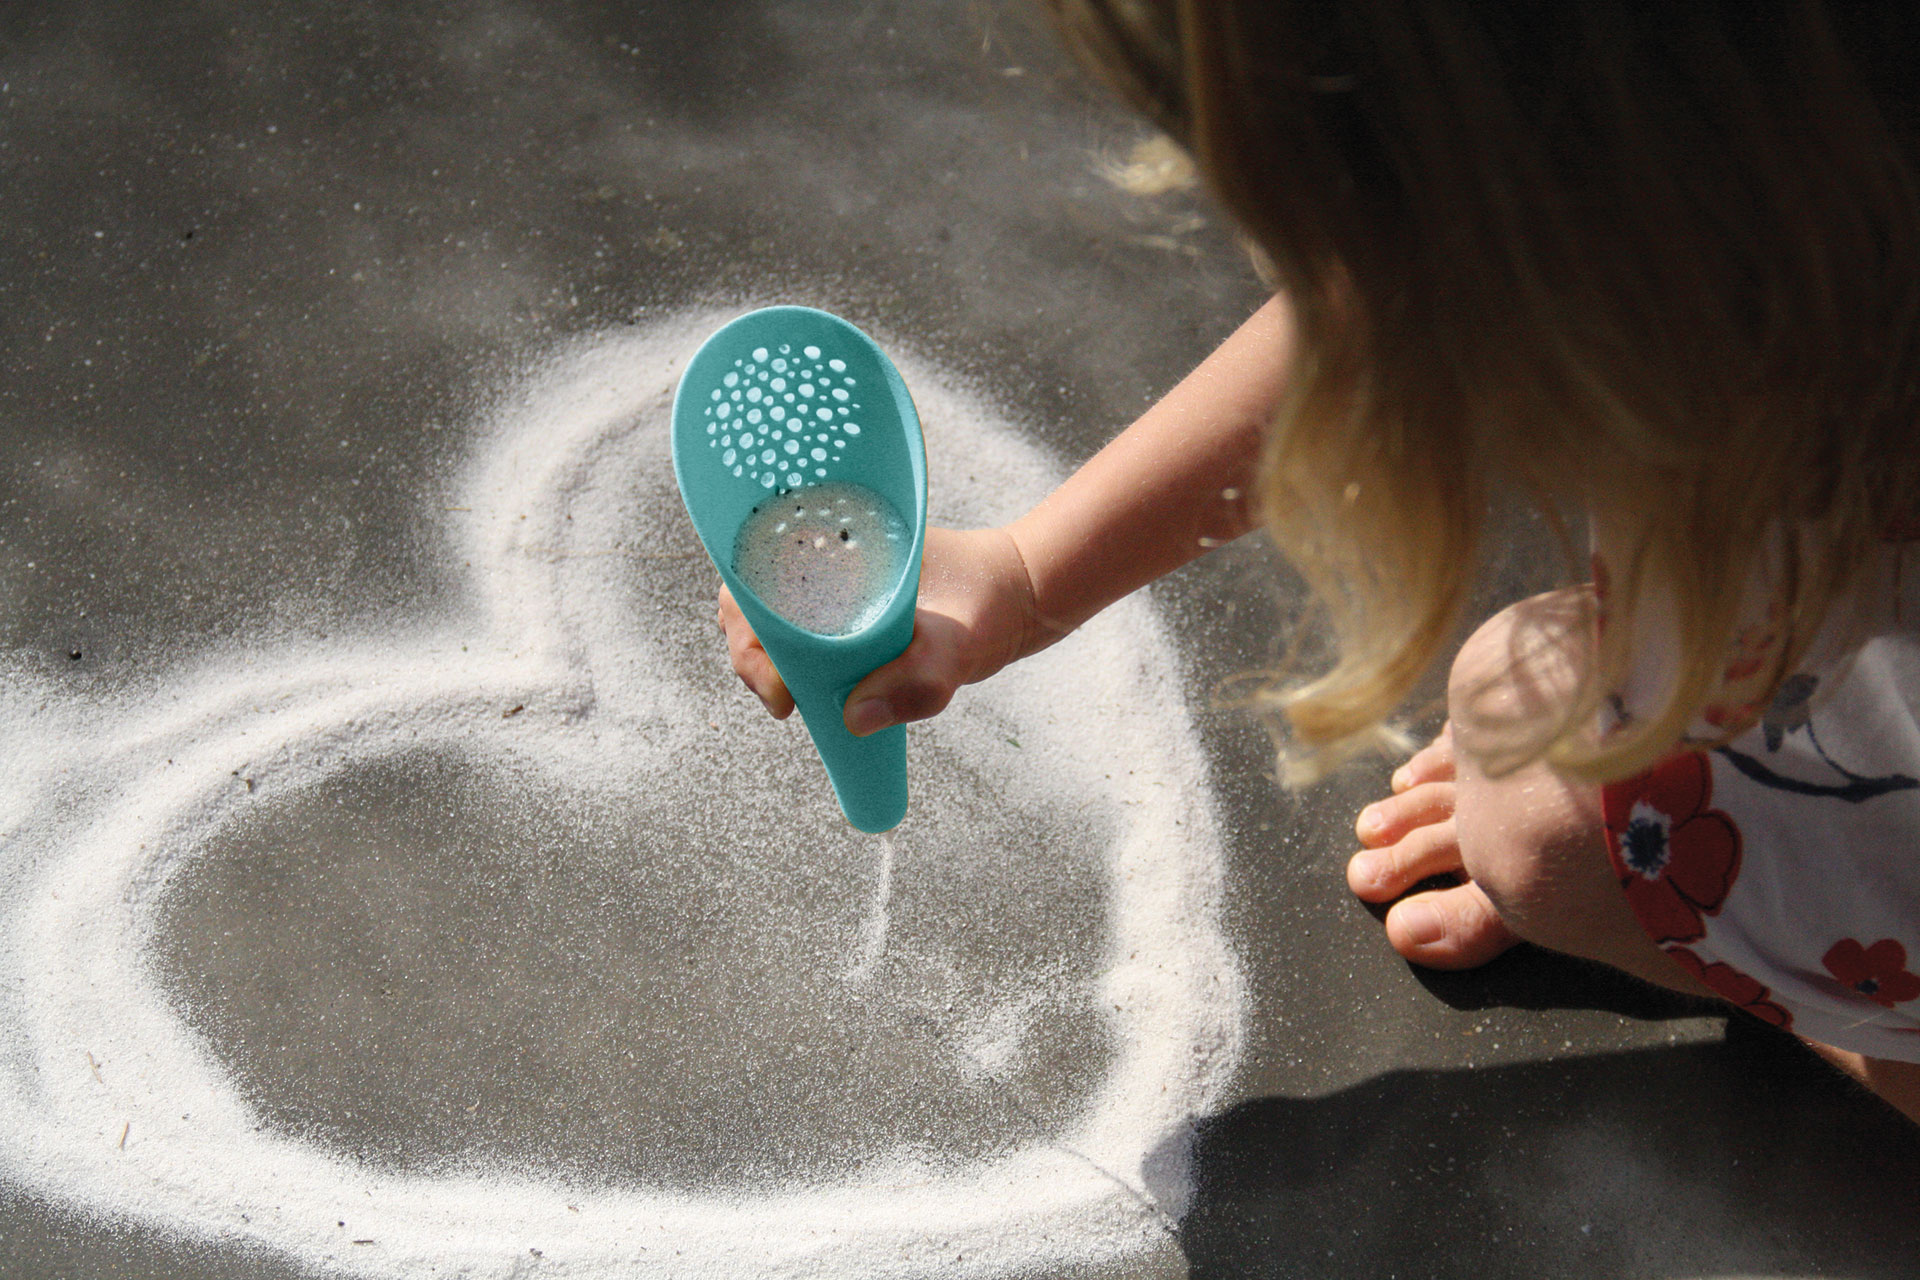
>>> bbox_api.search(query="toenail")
[1397,901,1445,947]
[1352,851,1386,889]
[1357,805,1385,839]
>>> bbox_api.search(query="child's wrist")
[995,523,1070,665]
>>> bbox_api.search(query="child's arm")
[718,293,1299,732]
[999,291,1295,646]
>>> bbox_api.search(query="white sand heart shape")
[0,311,1244,1278]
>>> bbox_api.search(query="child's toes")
[1347,818,1462,901]
[1356,780,1455,847]
[1383,881,1519,969]
[1391,723,1456,792]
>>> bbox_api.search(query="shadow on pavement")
[1181,1010,1920,1279]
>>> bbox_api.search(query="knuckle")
[1425,896,1470,944]
[1411,742,1454,780]
[890,679,954,722]
[1393,822,1451,877]
[1381,781,1453,833]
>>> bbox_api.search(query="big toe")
[1383,882,1519,970]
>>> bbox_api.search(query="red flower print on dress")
[1822,938,1920,1008]
[1666,947,1792,1029]
[1602,752,1743,945]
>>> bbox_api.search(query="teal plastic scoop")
[671,306,927,833]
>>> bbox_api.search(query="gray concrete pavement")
[1,2,1914,1276]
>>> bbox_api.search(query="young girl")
[719,0,1920,1123]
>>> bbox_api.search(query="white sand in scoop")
[733,481,911,636]
[0,310,1244,1278]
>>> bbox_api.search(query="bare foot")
[1350,720,1722,999]
[1347,724,1522,970]
[1347,595,1726,995]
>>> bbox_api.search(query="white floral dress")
[1599,537,1920,1060]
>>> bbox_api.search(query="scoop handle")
[791,686,907,834]
[753,598,913,834]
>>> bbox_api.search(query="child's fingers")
[1356,780,1455,847]
[733,641,795,719]
[1347,815,1463,902]
[717,587,795,719]
[1381,881,1519,970]
[1391,722,1455,792]
[843,612,969,736]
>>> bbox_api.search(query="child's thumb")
[843,632,960,736]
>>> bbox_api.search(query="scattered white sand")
[0,309,1245,1277]
[845,834,897,987]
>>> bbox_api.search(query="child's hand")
[716,526,1050,734]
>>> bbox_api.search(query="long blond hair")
[1045,0,1920,781]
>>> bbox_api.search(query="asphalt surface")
[1,2,1916,1276]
